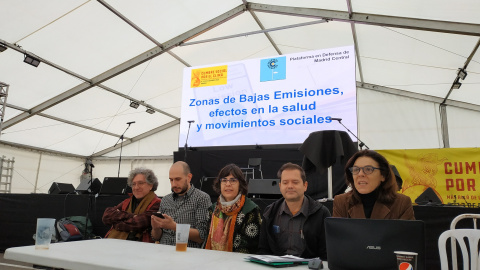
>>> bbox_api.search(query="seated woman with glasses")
[333,150,415,220]
[205,164,262,253]
[102,167,161,242]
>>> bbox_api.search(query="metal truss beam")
[249,3,480,36]
[358,82,480,112]
[1,4,245,130]
[0,82,9,139]
[246,4,282,55]
[0,39,178,127]
[0,141,85,159]
[5,103,126,139]
[91,119,180,157]
[97,0,192,67]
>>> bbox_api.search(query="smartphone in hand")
[153,212,165,219]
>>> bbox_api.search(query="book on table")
[245,255,311,267]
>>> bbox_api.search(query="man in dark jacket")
[257,162,330,260]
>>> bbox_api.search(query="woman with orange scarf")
[205,164,262,253]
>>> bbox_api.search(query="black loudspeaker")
[199,177,217,196]
[48,182,76,195]
[76,178,102,194]
[99,177,129,195]
[248,179,282,199]
[200,177,219,203]
[415,187,443,205]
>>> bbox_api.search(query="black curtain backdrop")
[0,194,127,252]
[174,147,348,200]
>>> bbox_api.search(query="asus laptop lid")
[325,217,425,270]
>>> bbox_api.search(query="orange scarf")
[205,194,245,252]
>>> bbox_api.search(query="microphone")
[461,195,471,207]
[187,120,195,123]
[127,121,135,125]
[86,160,95,168]
[331,117,342,121]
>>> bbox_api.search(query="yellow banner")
[377,148,480,207]
[191,65,228,88]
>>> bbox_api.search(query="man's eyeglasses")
[220,178,238,184]
[349,166,381,175]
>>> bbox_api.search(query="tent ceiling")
[0,0,479,157]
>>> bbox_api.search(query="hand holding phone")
[153,212,165,219]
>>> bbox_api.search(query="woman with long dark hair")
[333,150,414,220]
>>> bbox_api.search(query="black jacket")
[257,195,331,260]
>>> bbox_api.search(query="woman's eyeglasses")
[131,181,147,187]
[220,178,238,184]
[349,166,381,175]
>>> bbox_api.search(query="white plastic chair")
[449,214,480,270]
[438,229,480,270]
[450,214,480,230]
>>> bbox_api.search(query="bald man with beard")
[151,161,211,248]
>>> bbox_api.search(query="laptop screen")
[325,218,425,270]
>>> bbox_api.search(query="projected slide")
[179,45,357,148]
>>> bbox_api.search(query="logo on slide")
[399,262,413,270]
[260,56,286,82]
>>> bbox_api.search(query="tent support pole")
[33,153,43,193]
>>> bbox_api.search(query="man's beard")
[172,182,188,195]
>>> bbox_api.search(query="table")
[4,239,328,270]
[4,194,478,268]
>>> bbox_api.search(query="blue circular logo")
[268,59,278,69]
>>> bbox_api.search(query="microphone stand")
[184,121,194,161]
[114,122,133,178]
[335,119,370,150]
[84,162,94,239]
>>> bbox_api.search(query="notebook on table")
[245,255,310,268]
[325,217,425,270]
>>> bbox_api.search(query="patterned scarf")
[205,194,245,252]
[106,191,157,240]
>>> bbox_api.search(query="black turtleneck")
[126,196,143,241]
[130,196,142,213]
[359,190,378,218]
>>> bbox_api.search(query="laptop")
[99,177,129,195]
[325,218,425,270]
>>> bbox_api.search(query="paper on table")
[246,255,311,263]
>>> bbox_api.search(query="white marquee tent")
[1,0,479,195]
